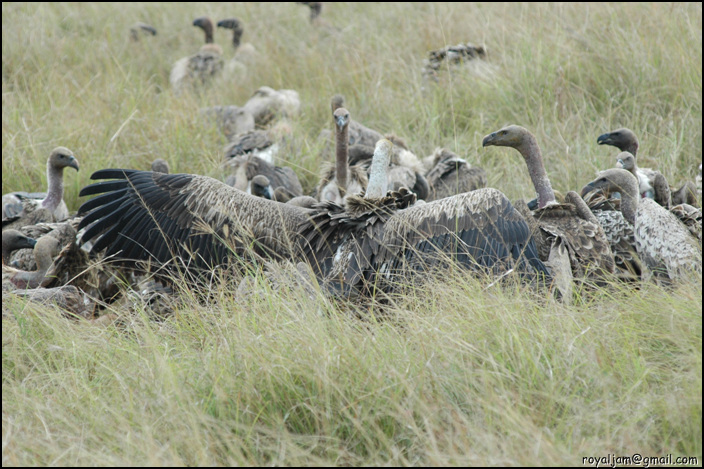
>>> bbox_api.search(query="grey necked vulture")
[598,128,698,207]
[483,125,615,295]
[2,230,36,265]
[2,235,60,291]
[170,16,224,93]
[316,107,368,205]
[582,168,701,280]
[3,147,80,228]
[302,139,551,297]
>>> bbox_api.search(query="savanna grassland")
[2,2,702,466]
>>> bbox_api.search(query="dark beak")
[481,133,495,147]
[596,133,611,145]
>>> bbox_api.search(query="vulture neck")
[517,134,555,209]
[41,161,64,212]
[335,121,349,195]
[366,145,390,199]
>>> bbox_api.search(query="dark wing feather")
[78,169,308,274]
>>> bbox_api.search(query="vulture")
[3,147,80,227]
[170,17,224,93]
[247,174,297,203]
[224,145,303,200]
[9,220,75,270]
[424,148,487,201]
[316,107,368,205]
[77,140,550,298]
[328,94,384,148]
[615,151,670,206]
[579,188,644,281]
[2,230,36,265]
[598,128,698,207]
[302,139,550,297]
[2,235,60,290]
[422,42,488,82]
[223,120,293,164]
[582,168,701,280]
[242,86,301,128]
[129,22,157,42]
[216,18,259,80]
[341,134,428,199]
[617,151,701,238]
[483,125,615,295]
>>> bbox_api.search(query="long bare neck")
[335,123,349,192]
[366,148,389,199]
[517,135,555,208]
[41,162,64,211]
[203,24,214,44]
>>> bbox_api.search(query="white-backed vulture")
[7,219,78,272]
[316,107,368,205]
[242,86,301,128]
[329,94,383,148]
[223,120,293,165]
[170,17,224,93]
[216,18,259,79]
[598,128,698,207]
[425,148,487,201]
[2,236,60,290]
[2,147,80,228]
[617,152,701,236]
[302,139,551,297]
[77,140,550,297]
[422,42,488,82]
[616,151,669,205]
[582,168,701,280]
[224,146,303,200]
[483,125,615,290]
[2,230,36,265]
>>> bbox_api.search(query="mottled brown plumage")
[2,230,36,265]
[425,148,487,201]
[2,236,60,290]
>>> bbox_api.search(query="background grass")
[2,2,702,466]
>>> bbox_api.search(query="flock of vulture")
[2,7,702,320]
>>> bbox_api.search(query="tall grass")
[2,2,702,466]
